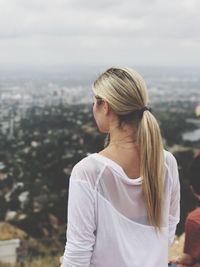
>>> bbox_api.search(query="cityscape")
[0,67,200,262]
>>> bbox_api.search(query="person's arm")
[61,163,96,267]
[168,153,180,245]
[184,215,200,260]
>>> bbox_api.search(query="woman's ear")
[102,101,110,115]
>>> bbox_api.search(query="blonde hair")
[92,67,164,229]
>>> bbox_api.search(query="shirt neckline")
[90,153,143,185]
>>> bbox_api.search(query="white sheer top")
[61,150,180,267]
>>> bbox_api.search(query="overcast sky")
[0,0,199,69]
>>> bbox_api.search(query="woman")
[61,67,180,267]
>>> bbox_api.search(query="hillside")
[0,102,199,258]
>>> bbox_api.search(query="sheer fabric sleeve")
[61,162,96,267]
[168,153,180,245]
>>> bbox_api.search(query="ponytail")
[138,111,164,229]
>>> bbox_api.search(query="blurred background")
[0,0,199,266]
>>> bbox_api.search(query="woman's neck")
[109,124,137,143]
[108,123,138,146]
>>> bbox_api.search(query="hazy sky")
[0,0,199,69]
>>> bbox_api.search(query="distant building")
[0,239,20,264]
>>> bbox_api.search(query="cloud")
[0,0,199,67]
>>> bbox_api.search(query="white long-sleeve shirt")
[61,150,180,267]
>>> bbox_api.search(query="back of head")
[92,67,164,229]
[93,67,148,114]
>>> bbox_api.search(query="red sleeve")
[184,216,200,260]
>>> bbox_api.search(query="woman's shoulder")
[164,149,178,167]
[70,153,104,187]
[163,150,179,186]
[73,153,101,171]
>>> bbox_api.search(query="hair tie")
[138,106,151,118]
